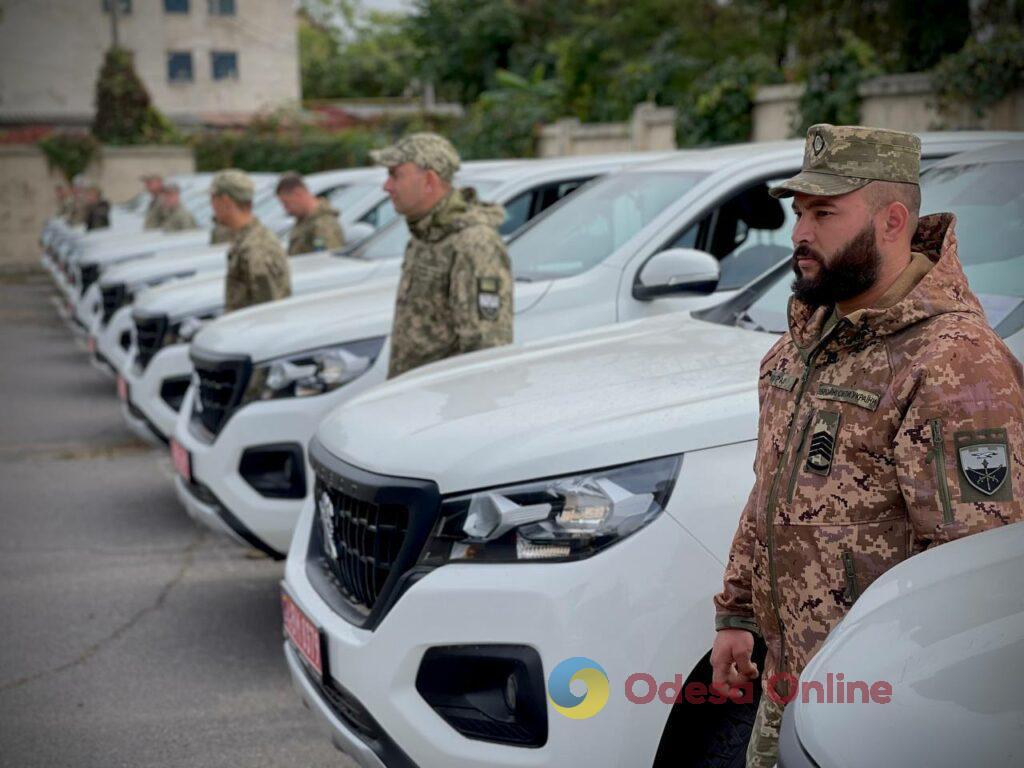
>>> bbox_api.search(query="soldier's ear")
[879,201,910,244]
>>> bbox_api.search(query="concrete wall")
[538,103,677,157]
[0,144,194,272]
[0,0,300,127]
[753,75,1024,140]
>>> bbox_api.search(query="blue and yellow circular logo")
[547,657,610,719]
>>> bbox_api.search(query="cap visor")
[769,171,870,199]
[369,148,403,167]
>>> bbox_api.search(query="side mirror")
[633,248,720,300]
[346,221,376,246]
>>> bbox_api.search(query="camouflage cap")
[210,169,255,203]
[769,124,921,199]
[370,132,460,181]
[161,182,181,194]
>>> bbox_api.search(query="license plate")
[170,439,191,483]
[117,375,128,402]
[87,336,97,354]
[282,590,325,680]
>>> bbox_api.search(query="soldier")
[371,133,513,378]
[82,184,110,230]
[67,177,89,227]
[55,184,75,219]
[709,125,1024,767]
[210,169,291,312]
[210,222,235,245]
[275,172,345,255]
[141,174,167,230]
[158,182,198,231]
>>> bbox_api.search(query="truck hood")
[191,277,552,363]
[795,521,1024,768]
[316,312,778,492]
[132,254,387,320]
[99,245,228,289]
[78,230,209,267]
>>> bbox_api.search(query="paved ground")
[0,270,353,768]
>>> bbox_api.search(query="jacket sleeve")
[893,321,1024,549]
[448,230,512,354]
[713,484,760,634]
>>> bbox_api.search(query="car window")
[501,191,533,236]
[325,183,378,213]
[510,171,706,281]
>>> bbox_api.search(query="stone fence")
[753,73,1024,141]
[538,102,677,157]
[0,144,194,271]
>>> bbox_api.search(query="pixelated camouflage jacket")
[287,198,345,255]
[714,213,1024,694]
[161,206,198,232]
[388,187,512,378]
[144,198,167,230]
[210,223,234,245]
[224,218,291,312]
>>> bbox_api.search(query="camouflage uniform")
[161,205,198,232]
[210,223,235,245]
[212,169,292,312]
[84,197,111,230]
[287,198,345,255]
[144,196,167,230]
[713,125,1024,768]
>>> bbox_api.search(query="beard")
[791,224,881,307]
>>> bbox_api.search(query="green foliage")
[92,48,177,145]
[676,55,783,146]
[451,67,562,159]
[194,129,384,174]
[794,32,880,135]
[932,28,1024,119]
[37,132,99,182]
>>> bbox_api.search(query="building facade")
[0,0,300,126]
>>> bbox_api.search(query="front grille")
[191,352,251,436]
[100,283,127,324]
[79,263,100,295]
[133,313,169,370]
[308,441,440,630]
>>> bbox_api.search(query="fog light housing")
[239,443,306,499]
[415,645,547,747]
[159,376,192,412]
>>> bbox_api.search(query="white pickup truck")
[279,141,1024,768]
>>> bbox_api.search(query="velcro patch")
[478,277,500,293]
[477,278,501,320]
[815,383,880,411]
[954,428,1013,502]
[769,371,798,391]
[805,410,841,476]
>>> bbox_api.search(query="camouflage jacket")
[388,188,512,378]
[224,218,291,312]
[144,198,167,230]
[714,213,1024,694]
[210,223,235,245]
[288,198,345,255]
[161,206,198,232]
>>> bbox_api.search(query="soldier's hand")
[710,628,759,699]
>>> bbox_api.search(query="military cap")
[210,169,255,203]
[770,124,921,199]
[370,132,460,181]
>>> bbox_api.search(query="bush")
[193,129,386,173]
[93,48,178,144]
[793,33,880,136]
[932,29,1024,120]
[38,132,99,182]
[676,55,783,146]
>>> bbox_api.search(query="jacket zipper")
[929,418,954,525]
[786,411,815,503]
[842,550,859,603]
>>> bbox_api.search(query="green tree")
[92,47,176,144]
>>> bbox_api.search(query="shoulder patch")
[477,277,501,320]
[955,428,1013,501]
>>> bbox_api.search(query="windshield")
[326,183,379,215]
[253,187,286,225]
[699,157,1024,337]
[355,179,501,262]
[508,171,707,281]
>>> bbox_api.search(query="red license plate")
[116,375,128,402]
[282,590,324,680]
[87,336,97,354]
[170,439,191,483]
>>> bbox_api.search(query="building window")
[167,52,194,83]
[164,0,189,12]
[207,0,236,15]
[211,51,239,80]
[102,0,132,13]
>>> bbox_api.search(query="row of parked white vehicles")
[41,135,1024,768]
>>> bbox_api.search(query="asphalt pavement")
[0,269,353,768]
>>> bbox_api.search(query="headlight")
[241,336,386,402]
[420,455,682,564]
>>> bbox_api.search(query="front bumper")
[173,367,385,556]
[283,494,726,768]
[121,344,191,442]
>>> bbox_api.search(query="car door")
[619,173,799,322]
